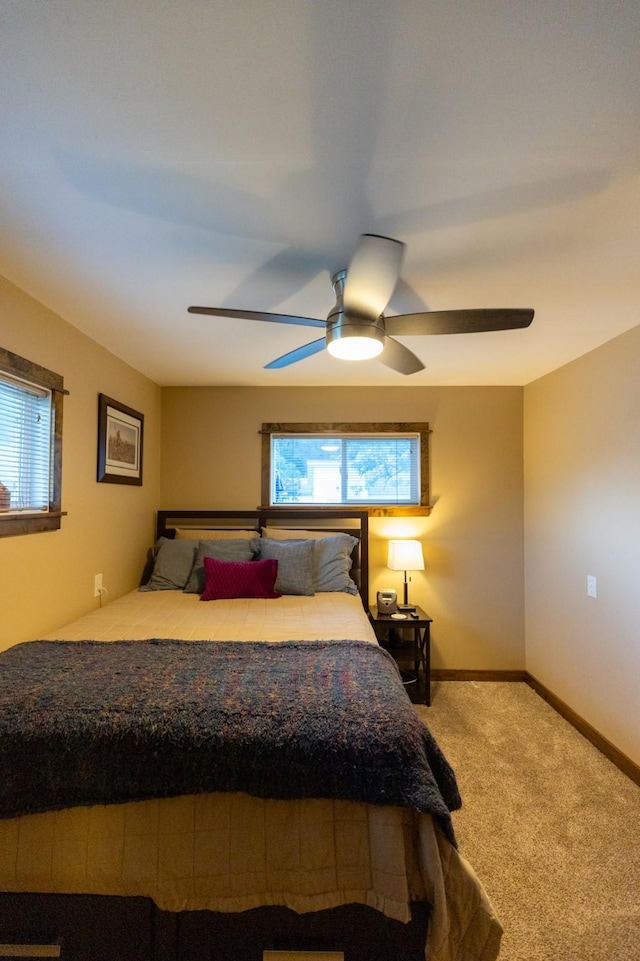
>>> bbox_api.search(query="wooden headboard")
[156,508,369,607]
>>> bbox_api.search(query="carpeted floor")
[415,682,640,961]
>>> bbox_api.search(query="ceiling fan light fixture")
[327,335,384,361]
[326,312,385,362]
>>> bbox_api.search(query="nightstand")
[369,605,433,706]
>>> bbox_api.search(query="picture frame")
[97,394,144,485]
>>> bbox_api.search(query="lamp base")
[397,604,416,612]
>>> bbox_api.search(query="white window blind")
[271,433,420,506]
[0,371,52,513]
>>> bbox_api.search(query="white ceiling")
[1,0,639,387]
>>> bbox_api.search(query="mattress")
[0,590,502,961]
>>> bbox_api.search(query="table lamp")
[387,539,424,610]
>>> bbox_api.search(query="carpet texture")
[416,682,640,961]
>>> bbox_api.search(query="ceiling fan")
[188,234,534,375]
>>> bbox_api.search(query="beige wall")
[161,385,525,670]
[524,324,640,765]
[0,275,161,648]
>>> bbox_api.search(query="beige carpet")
[415,682,640,961]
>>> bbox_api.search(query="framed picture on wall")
[97,394,144,485]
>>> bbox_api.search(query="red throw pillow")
[201,556,282,600]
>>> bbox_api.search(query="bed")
[0,509,501,961]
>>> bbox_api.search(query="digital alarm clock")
[376,589,398,613]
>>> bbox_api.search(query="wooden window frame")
[0,347,67,537]
[260,422,431,516]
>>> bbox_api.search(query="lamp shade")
[387,539,424,572]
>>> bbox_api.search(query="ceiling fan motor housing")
[326,268,386,358]
[326,310,385,346]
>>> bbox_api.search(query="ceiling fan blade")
[188,306,326,329]
[264,337,327,369]
[385,308,534,337]
[342,234,405,319]
[380,336,425,375]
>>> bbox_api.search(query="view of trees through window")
[272,434,420,505]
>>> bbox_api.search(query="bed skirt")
[0,792,502,961]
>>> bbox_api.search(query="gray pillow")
[257,538,316,596]
[139,538,198,592]
[184,538,260,594]
[312,534,359,594]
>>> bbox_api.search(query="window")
[0,347,67,537]
[261,423,430,516]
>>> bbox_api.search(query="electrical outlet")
[587,574,597,598]
[94,573,103,597]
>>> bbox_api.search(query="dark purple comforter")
[0,638,460,841]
